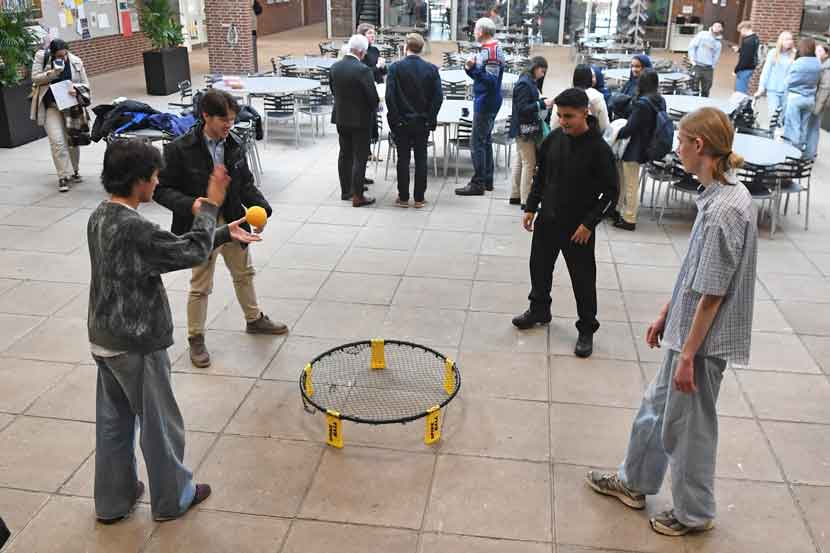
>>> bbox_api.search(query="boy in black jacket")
[512,88,619,358]
[88,139,260,523]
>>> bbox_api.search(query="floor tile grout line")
[731,368,824,553]
[273,441,328,553]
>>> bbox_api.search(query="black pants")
[337,126,371,197]
[528,216,599,335]
[394,124,429,202]
[693,65,714,97]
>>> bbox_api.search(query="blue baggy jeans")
[471,110,498,187]
[734,69,753,94]
[783,93,816,151]
[618,349,726,527]
[93,349,196,521]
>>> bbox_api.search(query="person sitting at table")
[357,23,386,168]
[573,64,610,132]
[613,69,665,231]
[806,42,830,159]
[591,65,612,106]
[386,33,443,208]
[509,56,553,209]
[330,34,380,207]
[609,54,651,120]
[783,37,823,153]
[754,31,796,126]
[455,17,506,196]
[687,21,723,98]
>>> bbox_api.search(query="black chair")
[442,80,468,100]
[263,93,300,146]
[658,154,703,223]
[449,117,474,183]
[738,162,781,236]
[297,88,333,139]
[168,80,193,112]
[779,155,814,230]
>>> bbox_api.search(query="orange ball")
[245,206,267,228]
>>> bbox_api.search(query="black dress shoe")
[574,333,593,358]
[455,183,485,196]
[614,219,636,231]
[509,197,521,205]
[512,309,552,330]
[363,185,369,192]
[364,178,374,185]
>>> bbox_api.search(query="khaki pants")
[45,106,79,179]
[510,136,536,204]
[618,161,642,224]
[187,237,260,337]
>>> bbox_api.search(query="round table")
[213,76,320,95]
[582,41,618,50]
[437,99,512,176]
[665,95,732,115]
[604,68,690,83]
[439,69,519,85]
[591,53,634,64]
[672,131,801,166]
[280,57,338,69]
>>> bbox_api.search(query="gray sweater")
[87,201,231,353]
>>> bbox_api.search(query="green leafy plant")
[139,0,185,50]
[0,7,40,87]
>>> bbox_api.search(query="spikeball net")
[300,339,461,448]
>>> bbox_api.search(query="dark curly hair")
[101,139,163,197]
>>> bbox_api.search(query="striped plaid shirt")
[663,175,758,364]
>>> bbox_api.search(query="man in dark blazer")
[330,34,380,207]
[385,33,443,208]
[154,89,287,368]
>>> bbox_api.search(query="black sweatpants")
[337,125,371,198]
[528,216,600,335]
[395,124,429,202]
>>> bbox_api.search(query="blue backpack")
[646,99,674,161]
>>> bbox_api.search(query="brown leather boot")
[188,334,211,368]
[352,194,376,207]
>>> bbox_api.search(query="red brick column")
[205,0,255,75]
[749,0,804,94]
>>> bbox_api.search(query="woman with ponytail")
[586,107,758,539]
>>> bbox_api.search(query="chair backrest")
[455,117,473,143]
[281,64,300,78]
[737,162,776,196]
[769,106,784,131]
[307,67,331,88]
[442,81,468,100]
[263,93,295,114]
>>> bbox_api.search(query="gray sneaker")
[585,470,646,509]
[188,334,211,368]
[246,313,288,335]
[650,509,714,537]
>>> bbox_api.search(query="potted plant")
[139,0,190,96]
[0,7,46,148]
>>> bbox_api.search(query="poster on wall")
[117,0,139,37]
[37,0,119,40]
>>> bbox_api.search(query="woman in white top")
[573,64,610,132]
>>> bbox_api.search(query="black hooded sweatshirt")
[525,115,619,232]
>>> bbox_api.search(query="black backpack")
[646,98,674,161]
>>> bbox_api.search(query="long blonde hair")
[773,31,795,64]
[679,108,744,183]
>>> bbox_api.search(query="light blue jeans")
[767,91,787,126]
[805,112,823,159]
[735,69,753,94]
[783,93,816,151]
[618,349,726,528]
[94,349,196,521]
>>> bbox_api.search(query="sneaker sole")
[190,356,211,368]
[650,518,714,537]
[512,319,552,330]
[585,476,646,510]
[246,327,289,336]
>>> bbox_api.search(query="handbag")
[534,106,550,146]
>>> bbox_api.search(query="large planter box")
[0,80,46,148]
[143,46,191,96]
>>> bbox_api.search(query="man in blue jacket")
[456,17,505,196]
[386,33,444,208]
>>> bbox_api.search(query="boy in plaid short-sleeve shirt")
[585,108,758,537]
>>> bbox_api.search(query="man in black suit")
[330,34,380,207]
[385,33,443,208]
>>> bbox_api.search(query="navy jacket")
[385,54,443,130]
[509,73,546,138]
[618,94,666,164]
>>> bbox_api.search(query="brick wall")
[205,0,255,74]
[331,0,353,38]
[68,32,152,76]
[258,0,303,35]
[749,0,804,94]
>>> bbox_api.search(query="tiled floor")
[1,24,830,553]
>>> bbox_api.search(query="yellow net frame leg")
[424,406,441,445]
[304,363,314,397]
[371,338,385,369]
[326,410,344,448]
[443,358,456,394]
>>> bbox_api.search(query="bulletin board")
[39,0,122,41]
